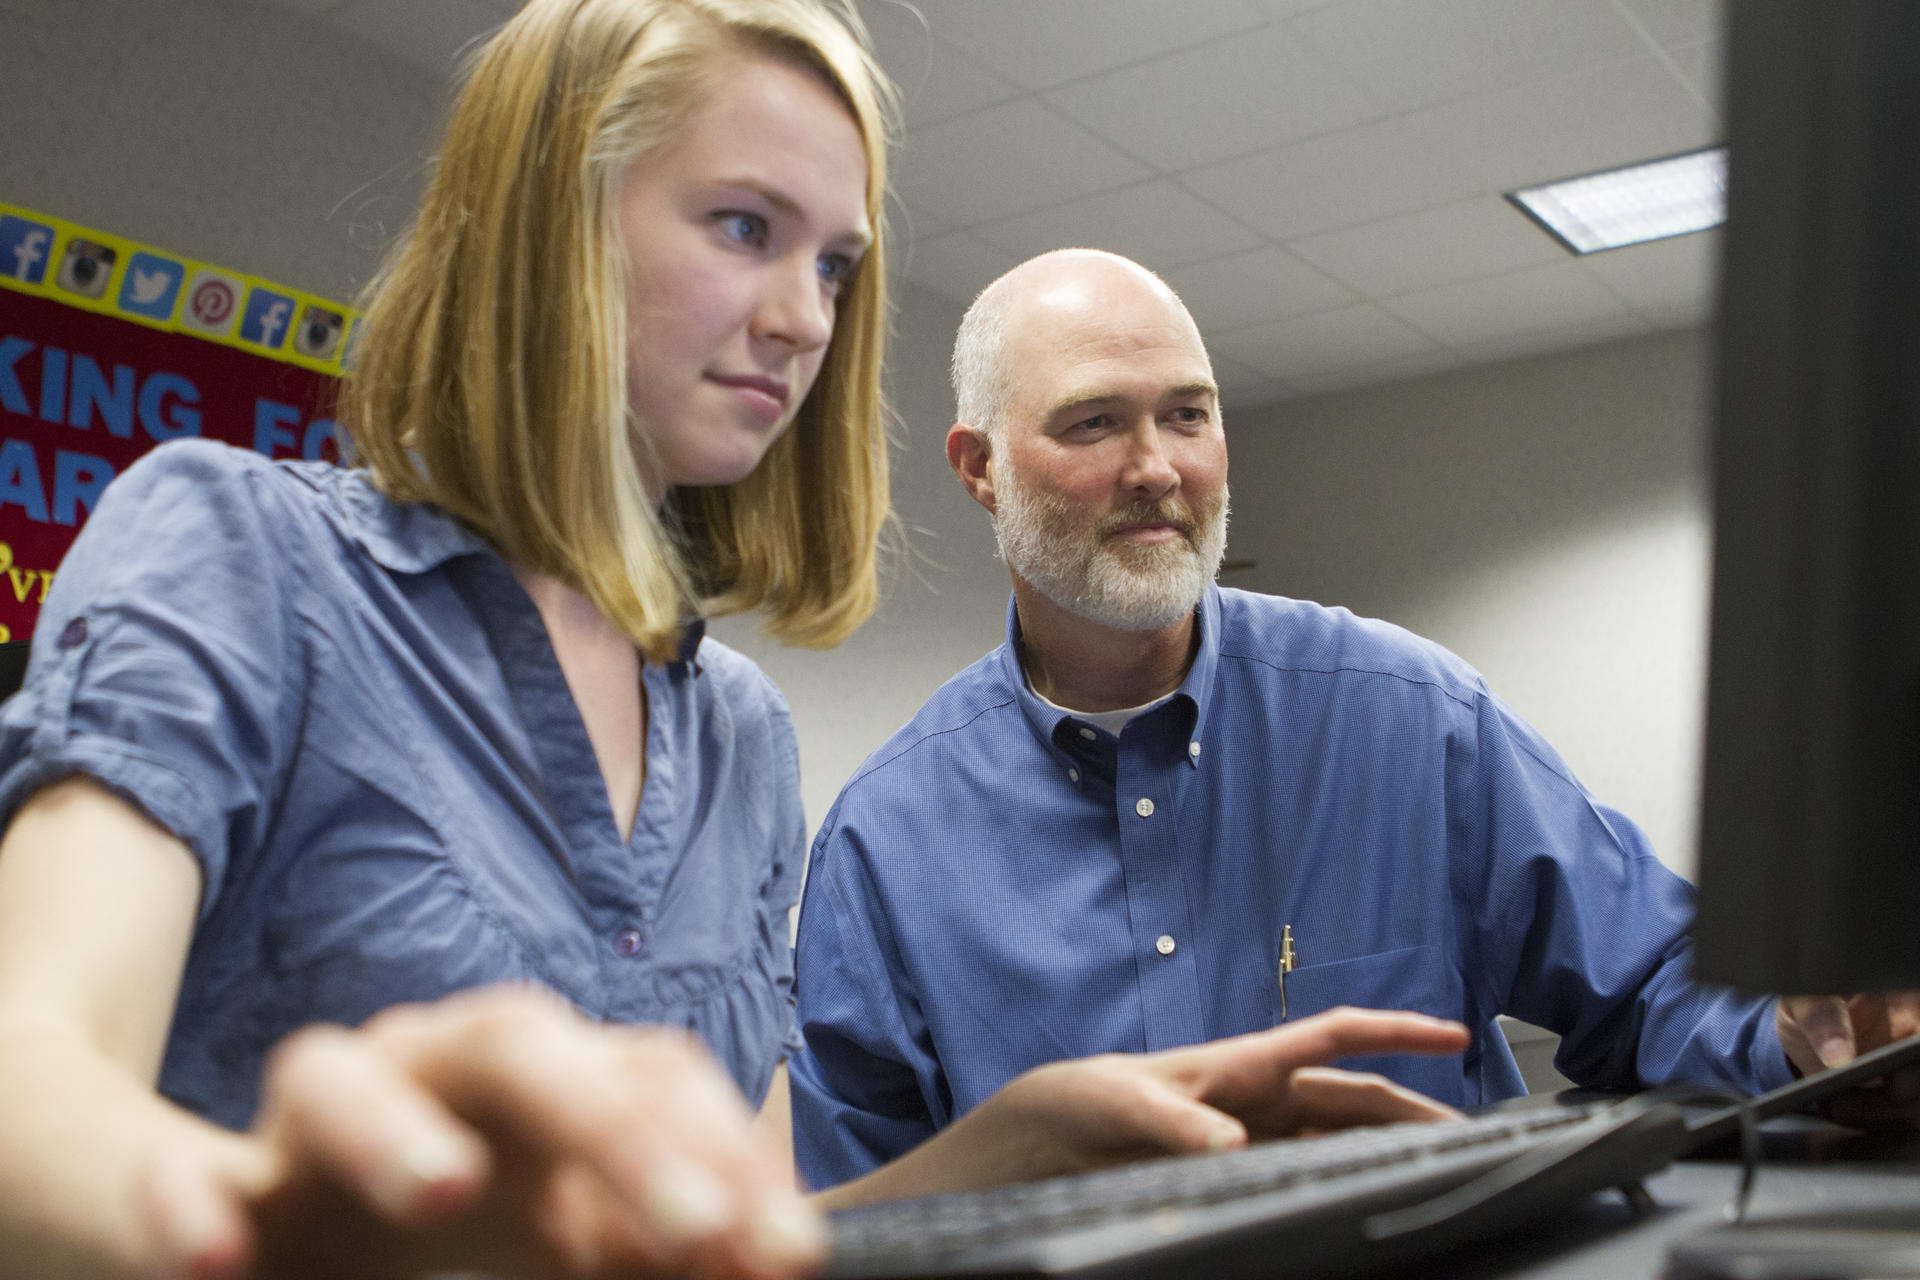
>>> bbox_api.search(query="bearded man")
[786,248,1885,1190]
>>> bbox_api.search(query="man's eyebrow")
[1167,380,1221,402]
[715,176,874,250]
[1044,381,1221,420]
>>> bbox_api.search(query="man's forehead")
[1004,269,1210,411]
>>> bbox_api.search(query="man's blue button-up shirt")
[790,586,1789,1188]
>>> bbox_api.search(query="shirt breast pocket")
[1280,943,1468,1106]
[1283,943,1450,1022]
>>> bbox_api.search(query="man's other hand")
[1775,992,1920,1128]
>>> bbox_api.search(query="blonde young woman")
[0,2,1467,1277]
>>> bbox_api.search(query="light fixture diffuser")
[1507,146,1727,254]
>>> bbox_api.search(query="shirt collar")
[335,467,708,676]
[335,467,491,574]
[670,617,707,678]
[998,584,1221,754]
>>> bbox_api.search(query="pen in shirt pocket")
[1278,924,1297,1022]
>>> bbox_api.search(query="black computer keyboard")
[826,1098,1691,1280]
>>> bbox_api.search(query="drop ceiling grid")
[878,0,1722,397]
[258,0,1727,400]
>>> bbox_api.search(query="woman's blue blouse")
[0,440,806,1128]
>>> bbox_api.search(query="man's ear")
[947,423,997,513]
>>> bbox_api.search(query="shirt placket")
[1113,727,1206,1051]
[455,556,656,1007]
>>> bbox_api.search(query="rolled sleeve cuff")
[0,736,222,917]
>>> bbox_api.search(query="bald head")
[951,249,1207,444]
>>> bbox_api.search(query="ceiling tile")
[970,180,1264,271]
[893,99,1152,226]
[1252,0,1349,16]
[1400,54,1718,196]
[1666,40,1723,114]
[1286,348,1464,396]
[1288,196,1567,296]
[1180,115,1483,241]
[1452,310,1653,363]
[1229,383,1298,410]
[892,198,958,242]
[1382,260,1637,347]
[1580,228,1720,328]
[1045,24,1378,172]
[1164,246,1357,332]
[857,2,1021,127]
[1211,303,1442,381]
[910,0,1271,91]
[897,231,1021,308]
[1612,0,1721,49]
[1289,0,1646,113]
[1210,354,1293,411]
[331,0,506,76]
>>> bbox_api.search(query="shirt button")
[58,617,87,649]
[1068,768,1080,783]
[613,929,643,957]
[1189,741,1202,758]
[1156,934,1176,955]
[1135,797,1155,818]
[1079,726,1097,740]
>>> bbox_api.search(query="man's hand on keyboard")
[833,1007,1469,1202]
[1776,993,1920,1128]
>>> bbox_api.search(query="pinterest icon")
[180,268,244,337]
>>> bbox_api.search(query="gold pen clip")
[1279,925,1297,1022]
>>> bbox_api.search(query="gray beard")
[992,472,1229,632]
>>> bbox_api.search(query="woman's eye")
[716,211,769,247]
[818,252,857,291]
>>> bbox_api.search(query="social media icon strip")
[115,251,186,324]
[240,287,297,351]
[1,202,361,373]
[0,214,56,287]
[179,267,246,339]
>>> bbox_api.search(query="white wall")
[1223,329,1713,876]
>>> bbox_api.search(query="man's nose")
[1121,426,1180,500]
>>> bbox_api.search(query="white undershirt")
[1026,676,1172,737]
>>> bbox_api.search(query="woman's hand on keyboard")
[141,985,823,1280]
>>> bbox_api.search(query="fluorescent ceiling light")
[1507,146,1726,254]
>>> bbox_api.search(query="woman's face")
[616,53,871,496]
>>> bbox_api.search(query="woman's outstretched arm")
[0,778,821,1280]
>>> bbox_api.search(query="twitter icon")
[116,251,184,322]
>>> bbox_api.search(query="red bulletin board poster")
[0,203,353,643]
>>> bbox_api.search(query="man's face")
[988,267,1229,632]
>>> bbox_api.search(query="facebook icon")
[240,287,295,350]
[0,216,55,285]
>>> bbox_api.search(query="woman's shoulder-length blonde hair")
[344,0,896,664]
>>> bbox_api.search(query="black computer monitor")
[1691,0,1920,995]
